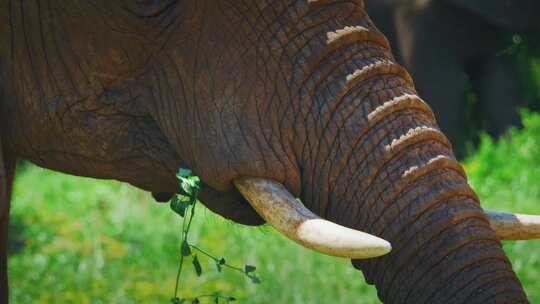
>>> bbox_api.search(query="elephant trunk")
[318,131,527,303]
[299,79,528,301]
[283,1,528,302]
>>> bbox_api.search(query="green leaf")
[182,240,191,257]
[244,265,256,273]
[180,181,193,195]
[178,174,200,195]
[191,298,200,304]
[188,196,197,207]
[177,168,192,178]
[227,297,237,302]
[188,175,200,184]
[191,187,200,199]
[170,196,188,217]
[214,296,219,304]
[192,255,202,277]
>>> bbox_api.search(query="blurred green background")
[7,33,540,304]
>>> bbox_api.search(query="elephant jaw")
[233,177,540,259]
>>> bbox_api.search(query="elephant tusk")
[233,177,391,259]
[484,210,540,240]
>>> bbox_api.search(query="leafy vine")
[170,169,260,304]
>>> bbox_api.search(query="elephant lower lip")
[230,207,265,226]
[151,192,174,203]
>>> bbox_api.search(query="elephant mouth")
[197,184,265,226]
[152,192,175,203]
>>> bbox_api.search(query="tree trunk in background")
[0,142,15,304]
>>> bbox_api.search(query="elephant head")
[1,1,539,303]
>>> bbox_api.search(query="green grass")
[463,109,540,302]
[8,167,378,303]
[8,111,540,303]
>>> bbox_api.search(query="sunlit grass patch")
[8,166,378,303]
[464,110,540,302]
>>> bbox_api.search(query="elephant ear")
[0,135,16,303]
[1,54,17,300]
[444,0,540,31]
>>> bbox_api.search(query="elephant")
[1,1,540,303]
[364,0,540,150]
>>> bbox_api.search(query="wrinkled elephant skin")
[0,1,532,303]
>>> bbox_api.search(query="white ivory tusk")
[233,177,391,259]
[485,210,540,240]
